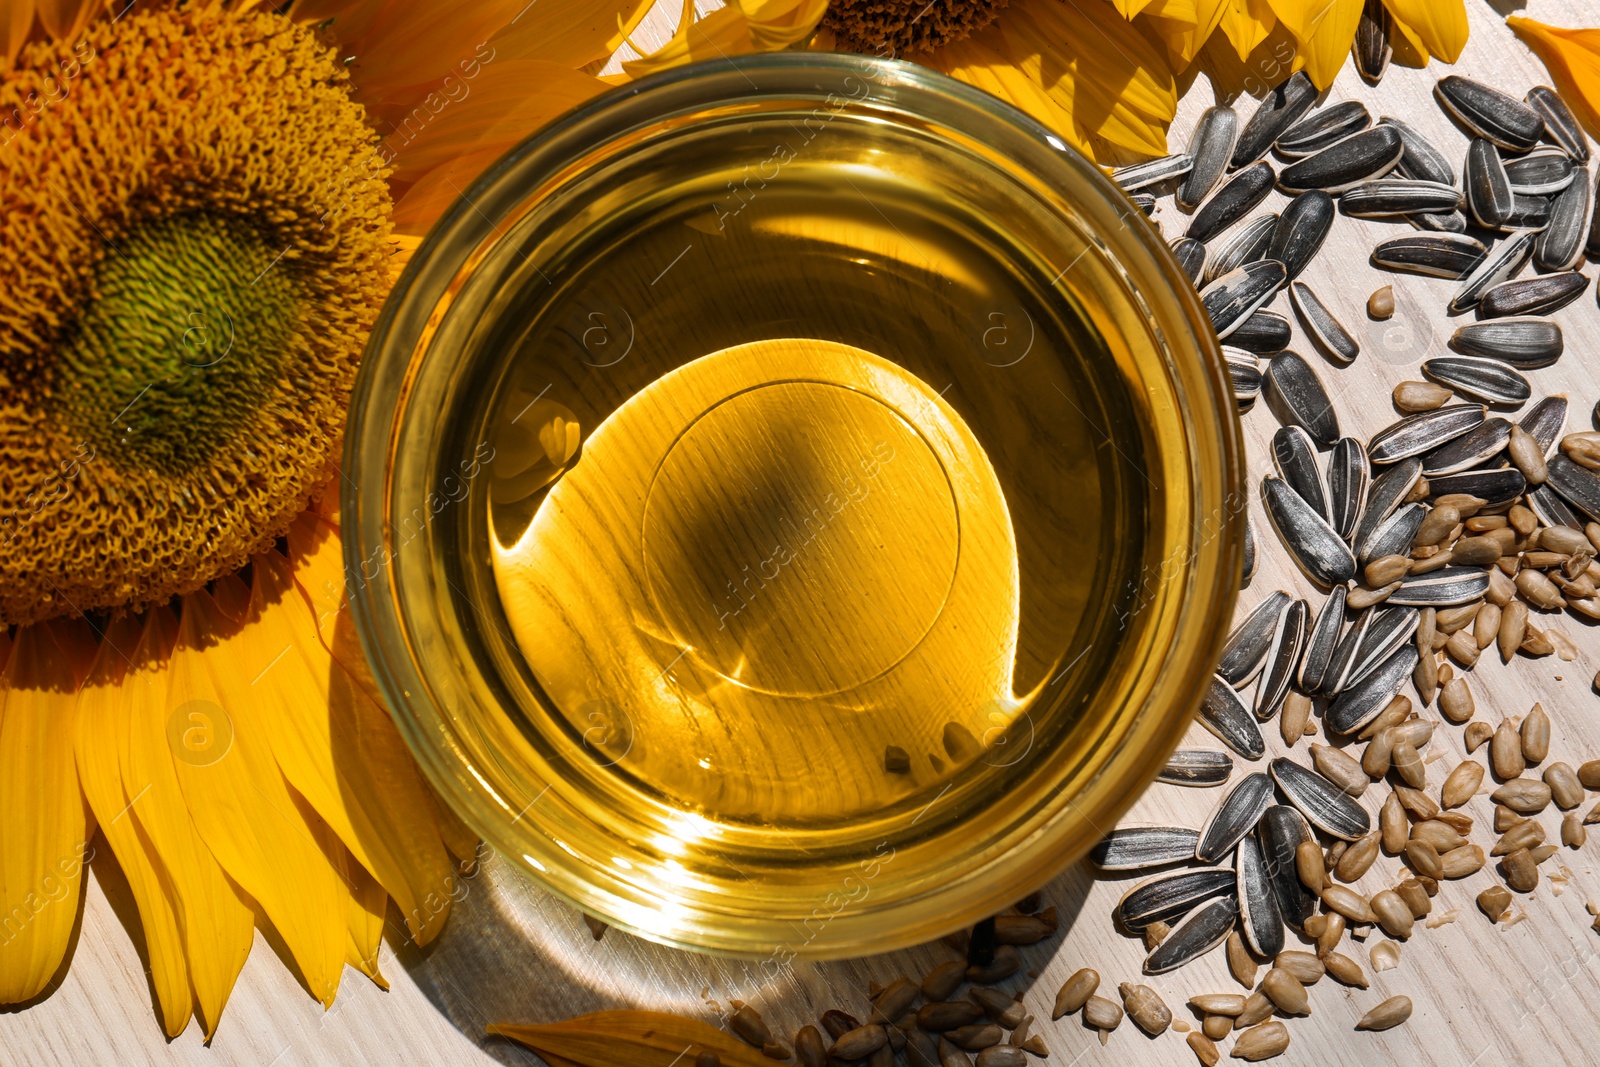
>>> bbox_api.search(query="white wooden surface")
[8,1,1600,1063]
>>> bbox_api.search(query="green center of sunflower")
[54,211,301,475]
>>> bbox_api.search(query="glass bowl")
[343,52,1244,959]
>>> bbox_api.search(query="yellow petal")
[1110,0,1161,16]
[166,585,347,1007]
[1380,0,1465,65]
[392,146,511,236]
[1268,0,1363,89]
[1509,17,1600,140]
[1216,0,1277,60]
[340,847,389,990]
[1138,0,1199,22]
[2,0,35,70]
[115,607,253,1039]
[75,615,191,1038]
[32,0,92,40]
[624,0,828,76]
[345,1,531,113]
[1146,0,1230,65]
[485,0,655,68]
[0,620,96,1004]
[1385,10,1429,67]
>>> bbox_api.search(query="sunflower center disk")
[640,380,959,698]
[56,212,299,475]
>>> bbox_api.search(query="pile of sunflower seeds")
[1095,22,1600,1065]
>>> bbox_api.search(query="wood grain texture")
[7,1,1600,1064]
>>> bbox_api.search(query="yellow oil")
[463,171,1151,891]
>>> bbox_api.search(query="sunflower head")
[823,0,1008,55]
[0,5,392,624]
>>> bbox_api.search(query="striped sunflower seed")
[1279,124,1404,193]
[1235,831,1286,959]
[1535,166,1592,272]
[1272,426,1329,520]
[1355,1,1391,84]
[1352,459,1422,553]
[1203,213,1280,285]
[1091,827,1204,870]
[1255,598,1310,721]
[1358,502,1426,565]
[1115,867,1238,932]
[1289,281,1359,365]
[1218,591,1292,686]
[1320,610,1370,696]
[1114,153,1195,191]
[1145,896,1238,976]
[1428,467,1526,506]
[1436,76,1545,152]
[1388,566,1493,606]
[1199,675,1266,759]
[1450,229,1537,312]
[1466,138,1514,228]
[1478,271,1590,317]
[1263,476,1357,586]
[1327,438,1370,543]
[1344,606,1420,687]
[1371,232,1486,278]
[1170,236,1208,285]
[1547,455,1600,521]
[1196,772,1275,863]
[1450,317,1563,368]
[1180,105,1240,211]
[1411,209,1469,232]
[1501,192,1552,231]
[1528,483,1584,529]
[1422,417,1512,476]
[1505,149,1576,195]
[1270,758,1372,839]
[1244,511,1258,584]
[1383,116,1455,185]
[1227,347,1263,409]
[1202,260,1287,338]
[1266,191,1334,280]
[1368,404,1486,464]
[1421,356,1530,405]
[1264,351,1339,448]
[1228,309,1292,355]
[1299,586,1346,694]
[1258,806,1316,930]
[1189,162,1276,243]
[1528,86,1589,162]
[1278,101,1372,158]
[1343,178,1462,218]
[1233,71,1317,167]
[1159,749,1234,787]
[1325,644,1418,734]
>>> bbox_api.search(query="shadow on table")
[392,851,1105,1065]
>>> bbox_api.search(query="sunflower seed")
[1115,153,1195,191]
[1548,454,1600,521]
[1263,476,1357,586]
[1382,116,1455,185]
[1321,609,1371,695]
[1352,458,1422,551]
[1422,417,1512,475]
[1244,511,1258,584]
[1388,566,1493,606]
[1425,467,1526,506]
[1357,995,1413,1032]
[1227,347,1263,408]
[1160,749,1234,787]
[1197,772,1275,863]
[1092,827,1204,870]
[1144,896,1239,975]
[1478,271,1590,317]
[1256,599,1310,721]
[1170,236,1208,284]
[1299,586,1346,694]
[1278,101,1373,159]
[1289,282,1359,365]
[1344,606,1420,686]
[1218,591,1291,686]
[1450,229,1536,312]
[1437,76,1545,152]
[1527,483,1584,529]
[1501,193,1552,231]
[1190,162,1276,242]
[1421,357,1529,405]
[1271,758,1372,839]
[1368,405,1486,464]
[1203,260,1287,338]
[1355,1,1391,85]
[1199,675,1266,759]
[1257,806,1316,930]
[1326,438,1369,542]
[1228,310,1292,356]
[1203,214,1280,285]
[1520,395,1568,455]
[1466,139,1514,228]
[1411,209,1469,233]
[1528,86,1589,161]
[1265,191,1334,280]
[1236,834,1285,957]
[1264,351,1339,448]
[1358,502,1426,565]
[1450,317,1563,368]
[1234,71,1317,168]
[1116,867,1238,931]
[1272,426,1328,518]
[1343,178,1462,217]
[1326,643,1419,735]
[1280,125,1404,193]
[1535,167,1592,272]
[1506,149,1576,195]
[1181,105,1240,211]
[1371,232,1487,278]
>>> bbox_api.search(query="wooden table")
[7,1,1600,1063]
